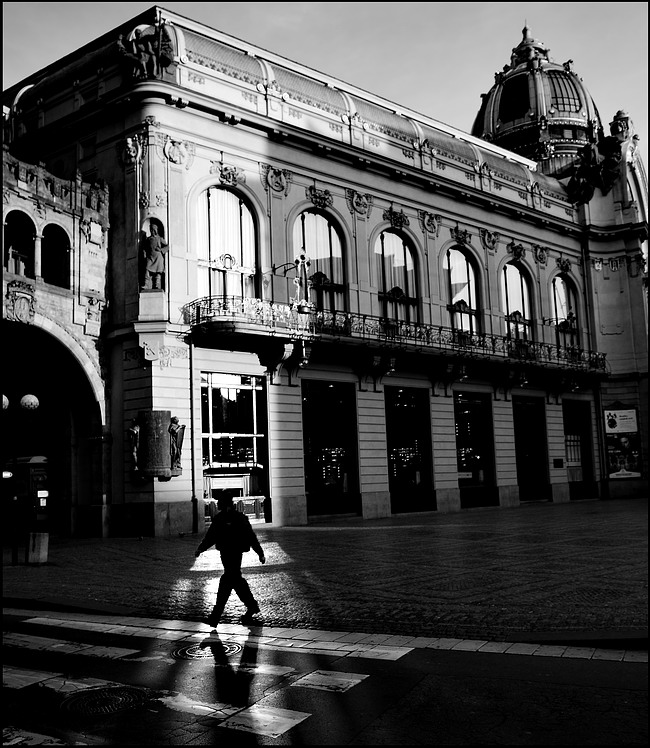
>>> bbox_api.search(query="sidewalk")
[3,498,648,648]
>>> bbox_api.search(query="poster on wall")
[604,408,641,479]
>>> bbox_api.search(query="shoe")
[240,606,261,624]
[205,613,221,628]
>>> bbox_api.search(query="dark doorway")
[302,380,360,517]
[562,399,597,500]
[513,396,551,501]
[454,392,498,508]
[385,386,434,512]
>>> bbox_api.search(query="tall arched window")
[501,262,531,340]
[293,210,345,312]
[552,275,579,347]
[4,210,36,278]
[41,224,71,289]
[196,187,257,300]
[444,247,479,333]
[374,230,417,322]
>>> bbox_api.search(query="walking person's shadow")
[200,627,261,707]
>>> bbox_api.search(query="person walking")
[195,496,266,627]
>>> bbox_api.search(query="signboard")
[604,408,641,479]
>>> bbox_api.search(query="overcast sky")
[3,2,648,160]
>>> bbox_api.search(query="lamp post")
[3,392,49,565]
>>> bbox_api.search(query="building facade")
[3,7,647,537]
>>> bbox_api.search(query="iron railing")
[181,295,608,372]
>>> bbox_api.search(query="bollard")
[25,532,49,565]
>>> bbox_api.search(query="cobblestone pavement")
[3,498,648,645]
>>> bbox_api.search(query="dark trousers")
[212,550,258,615]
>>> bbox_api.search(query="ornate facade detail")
[506,240,526,261]
[345,189,373,217]
[261,164,292,195]
[116,24,174,81]
[450,225,471,246]
[4,280,36,324]
[217,164,246,187]
[306,185,333,209]
[479,228,500,252]
[418,210,441,236]
[532,244,548,265]
[383,205,409,229]
[139,192,150,209]
[163,137,195,169]
[119,135,144,166]
[556,257,572,274]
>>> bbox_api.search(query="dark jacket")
[197,508,263,555]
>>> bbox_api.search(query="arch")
[549,273,581,347]
[372,227,419,323]
[31,313,106,423]
[441,243,482,333]
[41,223,71,289]
[4,209,36,277]
[499,260,534,340]
[291,207,347,312]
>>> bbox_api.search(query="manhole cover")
[60,686,150,716]
[171,641,242,660]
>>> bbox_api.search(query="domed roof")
[471,26,603,177]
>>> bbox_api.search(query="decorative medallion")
[4,280,36,324]
[418,210,441,236]
[217,164,246,187]
[345,189,373,217]
[261,164,292,195]
[479,228,500,252]
[556,257,571,273]
[532,244,548,265]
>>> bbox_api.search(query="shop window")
[41,224,71,289]
[196,188,258,301]
[374,230,418,324]
[445,247,480,334]
[293,210,346,312]
[454,392,495,489]
[4,210,36,278]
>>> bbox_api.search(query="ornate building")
[2,9,647,537]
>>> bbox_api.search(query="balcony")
[181,296,607,373]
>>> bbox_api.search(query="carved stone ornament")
[4,280,36,324]
[480,228,500,252]
[506,240,526,261]
[450,225,471,246]
[261,164,292,195]
[532,244,548,265]
[306,185,334,209]
[217,164,246,187]
[383,205,410,229]
[556,257,571,273]
[120,135,144,166]
[163,137,195,169]
[116,23,174,81]
[345,189,373,216]
[418,210,441,236]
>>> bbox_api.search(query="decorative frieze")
[306,185,333,209]
[345,189,373,217]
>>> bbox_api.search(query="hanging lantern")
[2,395,8,410]
[20,394,40,410]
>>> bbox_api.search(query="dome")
[471,26,603,177]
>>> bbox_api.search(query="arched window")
[374,230,417,322]
[4,210,36,278]
[41,224,71,289]
[293,210,345,312]
[196,187,257,300]
[501,262,531,340]
[444,247,479,333]
[552,275,579,347]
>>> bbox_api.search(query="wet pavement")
[2,497,648,744]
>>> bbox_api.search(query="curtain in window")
[293,211,344,311]
[501,263,531,339]
[444,247,478,332]
[374,231,417,322]
[552,276,579,347]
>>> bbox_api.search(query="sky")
[2,2,648,160]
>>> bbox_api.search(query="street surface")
[3,498,648,744]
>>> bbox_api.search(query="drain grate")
[60,686,151,716]
[171,641,243,660]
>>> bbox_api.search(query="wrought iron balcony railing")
[181,295,608,372]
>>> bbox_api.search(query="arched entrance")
[2,320,104,538]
